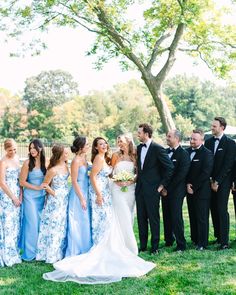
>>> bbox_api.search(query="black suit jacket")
[166,146,191,197]
[186,145,214,198]
[135,141,174,195]
[204,134,236,185]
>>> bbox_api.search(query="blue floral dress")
[89,166,113,245]
[36,173,69,263]
[0,168,21,267]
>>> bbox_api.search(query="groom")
[135,123,174,254]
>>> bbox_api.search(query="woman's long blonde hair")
[117,133,136,162]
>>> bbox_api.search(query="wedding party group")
[0,117,235,285]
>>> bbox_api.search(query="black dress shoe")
[150,249,159,255]
[196,246,206,251]
[138,247,147,253]
[165,241,174,247]
[218,244,229,250]
[211,239,220,245]
[174,246,185,252]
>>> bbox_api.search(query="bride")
[43,137,155,284]
[111,134,138,255]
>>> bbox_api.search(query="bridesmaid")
[65,136,92,257]
[19,139,46,261]
[0,139,22,267]
[36,144,69,263]
[89,137,112,245]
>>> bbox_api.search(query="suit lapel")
[215,134,226,154]
[207,137,215,153]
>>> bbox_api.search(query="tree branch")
[146,32,172,70]
[156,23,185,84]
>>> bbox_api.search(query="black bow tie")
[168,148,174,153]
[140,143,147,148]
[191,149,196,153]
[213,137,220,142]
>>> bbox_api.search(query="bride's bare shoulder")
[111,152,120,167]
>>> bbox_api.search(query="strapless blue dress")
[20,168,46,261]
[65,166,92,257]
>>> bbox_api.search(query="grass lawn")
[1,198,236,295]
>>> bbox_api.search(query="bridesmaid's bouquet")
[112,170,135,192]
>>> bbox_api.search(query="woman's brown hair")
[91,137,110,165]
[47,144,65,170]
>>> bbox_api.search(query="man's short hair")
[172,129,182,141]
[214,117,227,130]
[192,129,204,139]
[139,123,153,138]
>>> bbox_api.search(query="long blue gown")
[0,168,21,267]
[20,168,45,261]
[36,173,69,263]
[65,166,92,257]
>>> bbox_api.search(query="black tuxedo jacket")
[204,134,236,185]
[186,145,213,198]
[135,141,174,195]
[166,146,191,197]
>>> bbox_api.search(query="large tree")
[1,1,235,132]
[23,69,79,138]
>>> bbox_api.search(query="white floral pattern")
[0,168,21,267]
[36,173,69,263]
[89,166,113,245]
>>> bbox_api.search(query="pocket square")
[217,148,223,151]
[193,159,199,162]
[172,159,177,162]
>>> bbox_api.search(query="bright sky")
[0,1,233,96]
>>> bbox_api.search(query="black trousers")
[187,195,210,248]
[161,195,186,249]
[233,192,236,236]
[210,179,231,245]
[136,190,160,251]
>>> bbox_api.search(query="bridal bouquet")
[112,170,135,192]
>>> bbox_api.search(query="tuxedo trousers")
[161,194,186,249]
[210,179,231,245]
[136,189,160,251]
[187,194,210,248]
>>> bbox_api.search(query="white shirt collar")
[214,133,224,140]
[144,138,152,149]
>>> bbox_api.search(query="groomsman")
[161,130,190,251]
[186,129,213,250]
[135,123,174,254]
[204,117,236,249]
[231,159,236,239]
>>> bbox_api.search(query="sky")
[0,1,233,96]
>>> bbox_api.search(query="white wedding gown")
[43,165,155,284]
[111,160,138,255]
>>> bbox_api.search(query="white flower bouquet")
[112,170,135,192]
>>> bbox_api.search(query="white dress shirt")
[140,138,152,169]
[213,133,223,154]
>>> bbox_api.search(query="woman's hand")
[115,180,133,187]
[80,198,87,210]
[96,195,103,206]
[12,196,21,207]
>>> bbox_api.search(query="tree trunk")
[142,74,176,133]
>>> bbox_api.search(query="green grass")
[1,198,236,295]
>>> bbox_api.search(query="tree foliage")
[0,1,235,132]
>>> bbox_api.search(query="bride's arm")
[90,155,104,206]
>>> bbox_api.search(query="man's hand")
[211,181,219,192]
[160,188,168,197]
[187,183,194,194]
[157,184,164,193]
